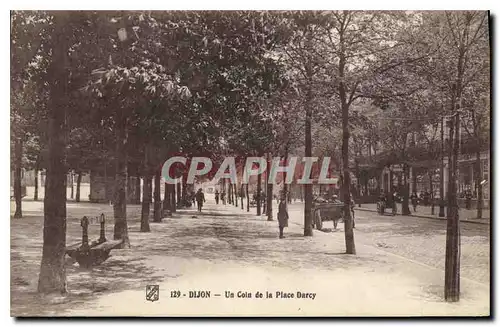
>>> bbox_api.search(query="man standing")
[221,191,226,205]
[195,188,206,212]
[215,190,220,205]
[277,195,289,239]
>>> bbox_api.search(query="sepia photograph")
[9,9,491,317]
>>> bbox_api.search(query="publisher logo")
[146,285,159,302]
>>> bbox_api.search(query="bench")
[65,213,124,268]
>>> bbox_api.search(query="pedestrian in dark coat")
[195,188,205,212]
[215,190,220,205]
[410,192,418,212]
[277,196,289,239]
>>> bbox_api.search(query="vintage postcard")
[10,10,490,317]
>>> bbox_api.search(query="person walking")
[221,191,226,205]
[377,190,388,214]
[410,191,419,212]
[215,190,220,205]
[277,195,289,239]
[195,188,205,212]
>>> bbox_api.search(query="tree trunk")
[265,153,273,220]
[303,76,313,237]
[163,182,171,217]
[176,182,181,206]
[135,175,141,205]
[13,137,23,218]
[153,170,162,222]
[256,172,262,216]
[445,58,464,300]
[70,171,74,199]
[283,148,289,204]
[141,175,152,232]
[262,179,267,214]
[402,164,411,215]
[439,116,446,217]
[112,106,129,246]
[240,183,244,210]
[429,169,435,215]
[267,182,273,221]
[412,167,417,194]
[171,183,177,213]
[338,34,353,252]
[340,110,354,252]
[234,184,238,207]
[233,183,236,205]
[246,184,250,212]
[34,164,39,201]
[38,15,68,293]
[181,175,187,203]
[445,109,461,302]
[475,150,483,219]
[75,171,82,202]
[355,158,361,206]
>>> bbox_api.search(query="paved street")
[286,202,490,285]
[11,199,489,316]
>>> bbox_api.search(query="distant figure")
[350,193,356,228]
[221,191,226,205]
[410,191,418,212]
[277,195,289,239]
[378,190,387,214]
[379,190,387,203]
[195,188,205,212]
[423,190,430,206]
[386,191,395,212]
[465,187,473,209]
[215,190,220,205]
[331,194,342,203]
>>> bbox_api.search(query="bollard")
[80,216,90,250]
[99,213,107,243]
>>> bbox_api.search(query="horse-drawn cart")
[311,201,345,230]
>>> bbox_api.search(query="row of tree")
[11,11,489,302]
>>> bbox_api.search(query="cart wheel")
[315,211,322,230]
